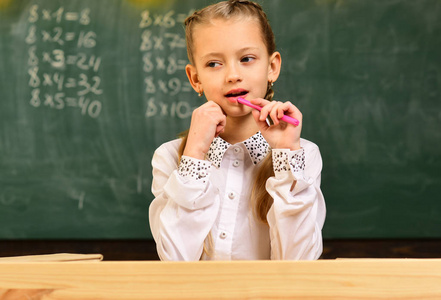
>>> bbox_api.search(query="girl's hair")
[180,0,276,255]
[184,0,276,64]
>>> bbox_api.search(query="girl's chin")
[222,105,254,118]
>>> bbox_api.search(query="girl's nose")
[226,64,242,83]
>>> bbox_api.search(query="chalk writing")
[28,5,90,25]
[69,190,86,210]
[145,98,194,119]
[142,52,187,74]
[25,5,102,118]
[0,189,30,206]
[144,77,192,95]
[139,9,194,119]
[139,10,190,29]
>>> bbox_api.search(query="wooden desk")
[1,259,441,299]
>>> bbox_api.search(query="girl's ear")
[268,51,282,83]
[185,64,202,94]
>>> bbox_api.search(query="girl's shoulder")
[299,138,320,153]
[154,138,182,160]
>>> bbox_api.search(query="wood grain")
[0,259,441,299]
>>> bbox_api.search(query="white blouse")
[149,132,326,261]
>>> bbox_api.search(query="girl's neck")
[219,114,259,145]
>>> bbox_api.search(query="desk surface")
[1,259,441,299]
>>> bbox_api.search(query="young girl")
[149,0,326,261]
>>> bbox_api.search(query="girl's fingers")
[250,98,302,127]
[278,102,290,119]
[249,98,270,107]
[187,101,226,151]
[284,102,303,125]
[269,102,285,125]
[271,101,302,126]
[251,99,303,150]
[251,109,269,131]
[277,102,297,120]
[249,98,271,121]
[259,101,278,123]
[215,114,227,137]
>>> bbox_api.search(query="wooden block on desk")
[0,253,103,262]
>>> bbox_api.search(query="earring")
[198,90,203,97]
[269,81,274,87]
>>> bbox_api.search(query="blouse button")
[234,147,241,153]
[233,160,240,167]
[228,192,235,199]
[199,170,207,177]
[220,231,227,239]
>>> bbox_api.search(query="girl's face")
[186,18,281,118]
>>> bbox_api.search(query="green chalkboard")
[1,0,440,239]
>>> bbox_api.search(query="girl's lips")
[225,89,248,97]
[226,93,248,103]
[225,90,249,103]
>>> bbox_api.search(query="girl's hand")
[250,98,302,150]
[183,101,227,160]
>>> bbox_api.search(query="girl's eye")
[241,56,255,63]
[207,61,220,68]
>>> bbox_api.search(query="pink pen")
[237,97,300,126]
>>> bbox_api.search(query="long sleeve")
[266,141,326,260]
[149,140,220,261]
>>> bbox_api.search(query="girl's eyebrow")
[200,47,261,61]
[238,46,260,53]
[200,52,223,61]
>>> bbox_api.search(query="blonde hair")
[181,0,277,256]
